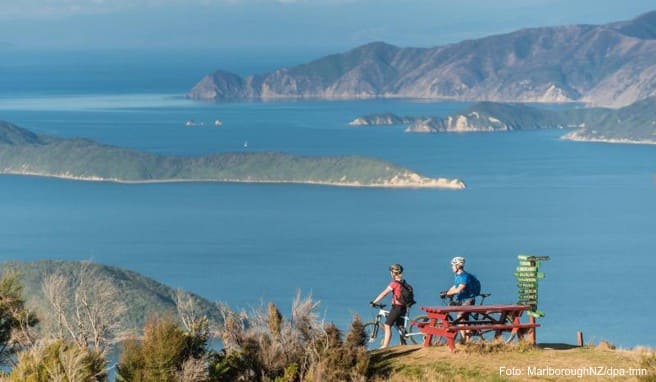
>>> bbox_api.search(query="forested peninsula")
[348,97,656,145]
[0,121,465,189]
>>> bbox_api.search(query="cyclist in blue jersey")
[440,256,476,304]
[440,256,476,343]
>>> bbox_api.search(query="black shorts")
[385,304,407,327]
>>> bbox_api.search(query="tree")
[0,271,38,367]
[40,261,127,354]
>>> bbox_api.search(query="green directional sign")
[515,254,549,319]
[518,290,538,295]
[518,300,537,305]
[515,271,544,277]
[518,255,550,261]
[517,260,536,266]
[515,276,544,282]
[517,285,537,290]
[519,295,537,300]
[517,279,538,284]
[516,266,538,272]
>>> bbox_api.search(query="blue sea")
[1,50,655,348]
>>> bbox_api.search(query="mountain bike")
[363,303,425,350]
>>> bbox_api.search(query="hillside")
[0,121,465,189]
[369,343,655,381]
[2,260,223,338]
[348,97,656,144]
[405,102,566,133]
[188,11,656,107]
[561,96,656,144]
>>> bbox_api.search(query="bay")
[1,51,655,348]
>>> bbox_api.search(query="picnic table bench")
[416,304,540,351]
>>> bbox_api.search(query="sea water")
[1,50,655,348]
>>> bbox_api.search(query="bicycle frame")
[367,304,424,345]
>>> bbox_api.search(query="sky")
[0,0,654,54]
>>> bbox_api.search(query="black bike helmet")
[389,263,404,274]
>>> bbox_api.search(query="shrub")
[216,293,369,382]
[4,339,107,382]
[116,316,207,382]
[638,351,656,382]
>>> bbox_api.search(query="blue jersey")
[453,272,475,302]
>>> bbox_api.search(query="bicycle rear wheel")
[469,315,517,344]
[363,322,381,350]
[408,315,446,345]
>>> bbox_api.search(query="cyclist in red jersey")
[370,263,407,349]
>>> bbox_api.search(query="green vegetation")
[0,272,38,366]
[4,340,107,382]
[209,297,369,382]
[0,263,654,381]
[116,316,207,382]
[354,97,656,144]
[0,121,456,187]
[562,96,656,143]
[3,260,223,339]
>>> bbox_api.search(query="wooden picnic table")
[417,304,540,351]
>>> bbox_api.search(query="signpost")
[514,254,549,343]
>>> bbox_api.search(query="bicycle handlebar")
[440,292,491,305]
[369,302,386,309]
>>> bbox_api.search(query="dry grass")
[368,343,654,381]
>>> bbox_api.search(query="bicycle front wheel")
[363,321,381,350]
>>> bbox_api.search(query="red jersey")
[388,280,403,306]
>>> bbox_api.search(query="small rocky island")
[0,121,465,189]
[349,97,656,145]
[348,113,425,126]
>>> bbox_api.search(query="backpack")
[467,272,481,297]
[394,280,416,307]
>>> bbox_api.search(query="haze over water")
[1,51,655,348]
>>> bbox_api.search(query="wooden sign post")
[514,254,549,343]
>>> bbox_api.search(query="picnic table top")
[421,304,532,314]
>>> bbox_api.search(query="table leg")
[529,315,536,344]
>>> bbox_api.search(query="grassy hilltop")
[368,343,656,381]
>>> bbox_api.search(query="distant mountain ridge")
[0,121,465,189]
[188,11,656,107]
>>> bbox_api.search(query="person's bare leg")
[381,324,392,348]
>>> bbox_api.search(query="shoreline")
[0,170,466,190]
[561,134,656,146]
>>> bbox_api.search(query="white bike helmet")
[450,256,465,267]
